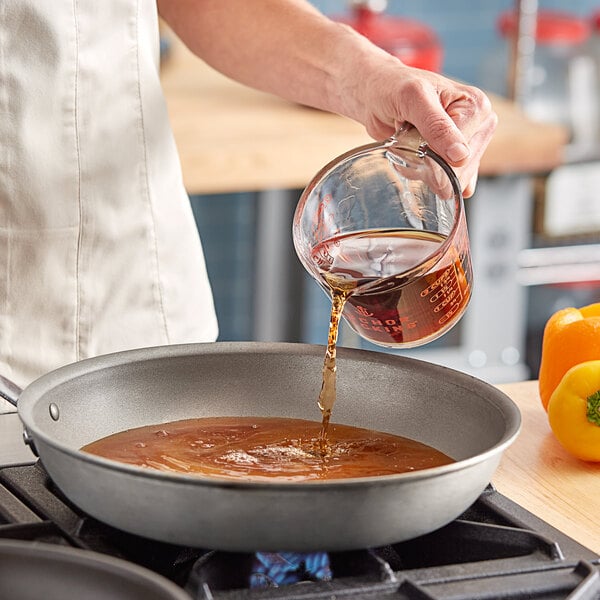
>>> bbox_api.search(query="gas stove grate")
[0,462,598,600]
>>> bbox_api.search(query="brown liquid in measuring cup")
[312,229,471,347]
[81,416,454,482]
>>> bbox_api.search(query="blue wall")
[311,1,599,86]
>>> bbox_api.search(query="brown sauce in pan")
[81,416,454,482]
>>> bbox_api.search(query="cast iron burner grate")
[0,462,598,599]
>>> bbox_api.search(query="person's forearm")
[157,0,497,197]
[157,0,391,123]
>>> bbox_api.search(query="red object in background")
[592,9,600,32]
[497,9,590,45]
[337,5,443,72]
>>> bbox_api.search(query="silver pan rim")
[17,341,521,490]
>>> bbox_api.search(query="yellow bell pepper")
[538,302,600,411]
[547,360,600,462]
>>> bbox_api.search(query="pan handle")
[0,375,37,455]
[0,374,21,407]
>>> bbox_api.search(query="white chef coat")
[0,0,218,387]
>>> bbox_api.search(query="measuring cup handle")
[391,123,428,153]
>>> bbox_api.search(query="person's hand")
[341,46,497,198]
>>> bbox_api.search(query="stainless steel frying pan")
[1,342,520,552]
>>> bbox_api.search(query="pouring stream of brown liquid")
[317,288,349,444]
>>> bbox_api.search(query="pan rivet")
[49,403,60,421]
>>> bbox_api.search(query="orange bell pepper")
[547,360,600,462]
[538,303,600,411]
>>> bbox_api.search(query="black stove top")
[0,461,598,599]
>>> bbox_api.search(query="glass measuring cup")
[293,126,472,349]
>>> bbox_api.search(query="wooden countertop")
[494,380,600,554]
[160,39,569,195]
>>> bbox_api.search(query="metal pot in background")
[483,9,599,150]
[587,10,600,144]
[496,10,600,243]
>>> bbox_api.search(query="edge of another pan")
[0,539,190,600]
